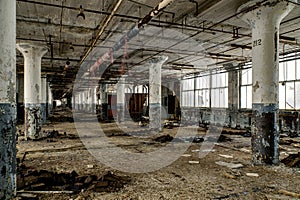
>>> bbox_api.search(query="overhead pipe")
[78,0,125,67]
[88,0,174,76]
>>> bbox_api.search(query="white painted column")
[0,0,17,198]
[41,75,47,124]
[91,86,97,114]
[149,56,168,131]
[17,43,48,139]
[117,78,125,123]
[238,0,295,164]
[47,82,53,115]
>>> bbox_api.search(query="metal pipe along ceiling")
[78,0,124,67]
[88,0,174,76]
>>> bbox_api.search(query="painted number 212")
[253,39,262,47]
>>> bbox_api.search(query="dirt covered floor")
[14,109,300,200]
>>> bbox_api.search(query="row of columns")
[74,56,168,133]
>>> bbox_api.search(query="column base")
[252,103,279,165]
[25,103,42,140]
[149,103,162,132]
[117,104,125,123]
[0,103,17,199]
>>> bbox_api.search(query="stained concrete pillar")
[17,75,25,123]
[41,75,47,124]
[238,0,295,164]
[225,63,239,128]
[0,0,17,198]
[17,43,48,140]
[100,84,108,121]
[117,78,125,123]
[149,56,168,131]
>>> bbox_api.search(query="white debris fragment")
[181,154,192,157]
[189,161,200,164]
[219,154,234,159]
[215,161,243,169]
[245,173,259,177]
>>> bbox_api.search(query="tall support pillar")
[149,56,168,131]
[92,86,97,114]
[238,0,295,164]
[226,63,239,128]
[117,78,125,123]
[47,82,53,115]
[41,75,47,124]
[0,0,17,198]
[17,44,48,139]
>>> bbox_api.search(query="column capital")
[16,43,48,57]
[237,0,295,26]
[149,56,168,64]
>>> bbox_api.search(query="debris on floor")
[17,167,131,195]
[245,173,259,177]
[281,152,300,167]
[215,161,244,169]
[154,134,173,143]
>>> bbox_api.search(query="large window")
[181,71,228,108]
[240,68,252,109]
[279,54,300,109]
[241,53,300,110]
[211,72,228,108]
[182,77,194,107]
[195,75,210,107]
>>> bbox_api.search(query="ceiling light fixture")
[77,5,85,20]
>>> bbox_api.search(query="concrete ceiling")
[16,0,300,99]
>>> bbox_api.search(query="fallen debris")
[188,161,200,164]
[17,168,130,194]
[245,173,259,177]
[154,134,173,143]
[278,189,300,198]
[219,154,234,159]
[215,161,244,169]
[222,171,237,179]
[281,152,300,167]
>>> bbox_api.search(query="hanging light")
[77,5,85,20]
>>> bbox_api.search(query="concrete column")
[17,75,25,123]
[17,43,48,139]
[238,0,295,164]
[117,78,125,123]
[89,86,97,114]
[149,56,168,131]
[47,82,53,115]
[100,84,108,121]
[226,63,239,128]
[0,0,17,198]
[41,75,47,124]
[83,91,88,111]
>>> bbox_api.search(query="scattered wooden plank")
[281,153,300,167]
[278,189,300,198]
